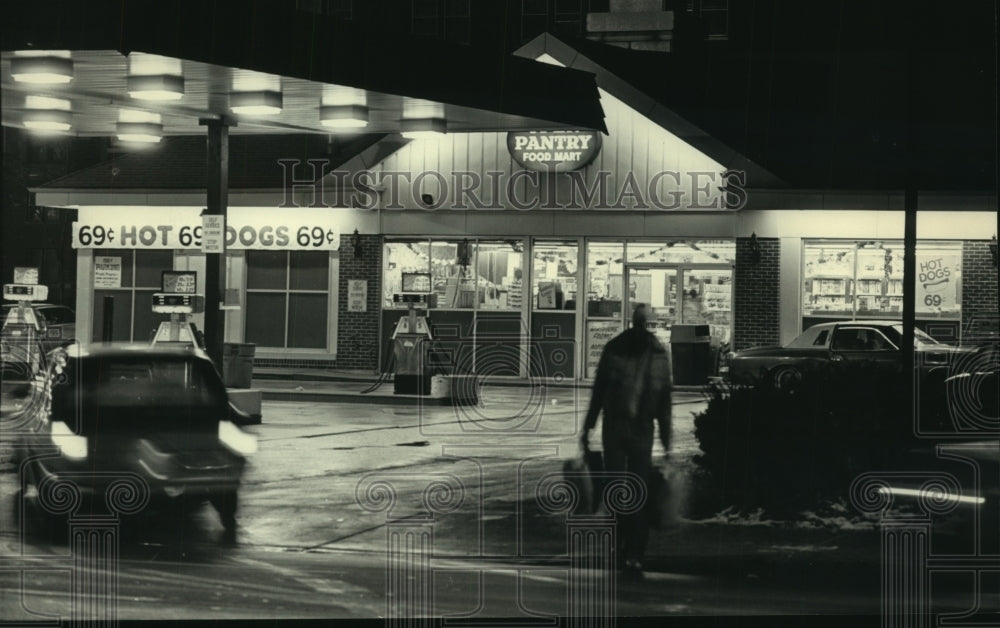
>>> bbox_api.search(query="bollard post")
[101,295,114,343]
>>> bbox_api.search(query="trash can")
[670,324,712,385]
[223,342,256,388]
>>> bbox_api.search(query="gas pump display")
[151,271,206,348]
[2,269,51,394]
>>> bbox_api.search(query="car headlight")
[218,420,258,456]
[52,348,68,368]
[50,421,87,460]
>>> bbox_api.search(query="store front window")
[584,242,624,379]
[802,240,962,322]
[245,250,329,349]
[531,240,578,379]
[431,240,477,309]
[476,241,524,311]
[532,241,578,311]
[383,240,430,308]
[381,238,526,376]
[586,242,624,318]
[681,268,733,344]
[92,249,173,342]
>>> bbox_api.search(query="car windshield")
[39,306,75,325]
[52,356,227,432]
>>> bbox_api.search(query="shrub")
[691,362,923,517]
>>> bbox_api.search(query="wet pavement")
[1,384,994,622]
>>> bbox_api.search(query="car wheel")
[771,366,801,391]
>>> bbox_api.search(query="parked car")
[720,320,983,390]
[20,343,256,540]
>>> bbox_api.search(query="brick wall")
[961,240,999,335]
[336,234,383,371]
[733,236,781,351]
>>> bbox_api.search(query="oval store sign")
[507,130,602,172]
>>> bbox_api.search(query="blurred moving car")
[720,320,982,390]
[21,344,256,538]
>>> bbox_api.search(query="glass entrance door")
[623,266,678,346]
[679,268,733,346]
[624,264,733,347]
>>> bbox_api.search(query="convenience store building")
[30,35,999,382]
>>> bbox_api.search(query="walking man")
[581,303,672,578]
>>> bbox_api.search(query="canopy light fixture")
[320,105,369,129]
[116,121,163,143]
[231,90,282,115]
[11,56,74,84]
[401,118,446,139]
[23,109,72,132]
[128,74,185,101]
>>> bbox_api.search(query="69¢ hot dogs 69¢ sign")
[72,207,340,251]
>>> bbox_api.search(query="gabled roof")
[517,27,995,191]
[36,134,385,191]
[516,34,785,188]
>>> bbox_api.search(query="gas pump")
[151,271,206,348]
[391,292,434,395]
[3,271,50,390]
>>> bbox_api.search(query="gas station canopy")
[2,1,607,139]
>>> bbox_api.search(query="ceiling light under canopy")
[401,118,447,139]
[23,109,72,132]
[230,91,282,115]
[320,105,369,128]
[116,121,163,143]
[11,56,74,84]
[128,74,185,101]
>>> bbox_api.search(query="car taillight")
[50,421,87,460]
[218,420,258,456]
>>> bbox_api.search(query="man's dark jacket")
[584,327,672,450]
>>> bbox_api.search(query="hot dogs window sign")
[916,252,960,314]
[507,130,602,172]
[73,207,341,251]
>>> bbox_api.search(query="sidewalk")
[249,367,713,404]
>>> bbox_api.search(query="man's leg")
[626,442,654,565]
[602,436,628,568]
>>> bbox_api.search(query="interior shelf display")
[383,239,524,311]
[585,242,624,318]
[802,240,963,321]
[475,241,524,311]
[533,241,578,310]
[682,270,732,344]
[802,244,855,317]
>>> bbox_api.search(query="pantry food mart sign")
[72,207,340,251]
[507,130,602,172]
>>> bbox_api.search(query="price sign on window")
[161,271,197,294]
